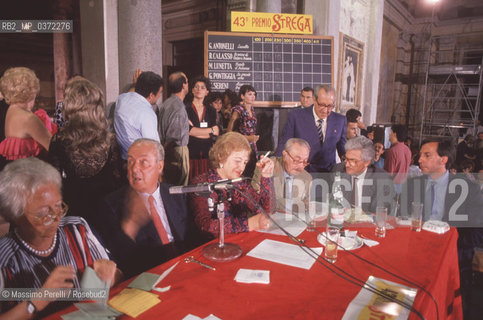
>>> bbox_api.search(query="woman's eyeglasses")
[29,202,69,226]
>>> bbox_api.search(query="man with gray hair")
[331,136,395,214]
[277,84,347,173]
[253,138,312,213]
[93,138,198,277]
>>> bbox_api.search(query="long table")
[46,223,462,319]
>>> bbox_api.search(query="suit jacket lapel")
[306,106,322,144]
[443,175,458,222]
[159,185,182,242]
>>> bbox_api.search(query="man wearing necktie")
[402,139,483,225]
[277,85,347,173]
[331,136,395,214]
[94,138,198,277]
[253,138,312,214]
[401,139,483,318]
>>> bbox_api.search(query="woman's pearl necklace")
[14,229,57,256]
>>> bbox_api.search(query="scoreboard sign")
[204,31,333,105]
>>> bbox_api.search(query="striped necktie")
[317,119,324,142]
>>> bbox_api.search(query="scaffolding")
[418,34,483,144]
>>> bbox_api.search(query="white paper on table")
[342,276,417,320]
[182,314,222,320]
[396,217,412,226]
[362,239,379,247]
[247,239,323,270]
[256,212,309,237]
[234,268,270,284]
[182,315,202,320]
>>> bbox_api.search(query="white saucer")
[317,233,363,250]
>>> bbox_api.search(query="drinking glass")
[375,207,388,237]
[411,202,424,232]
[324,226,340,263]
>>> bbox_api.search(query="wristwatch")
[26,300,37,315]
[211,127,215,133]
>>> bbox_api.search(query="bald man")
[158,72,190,186]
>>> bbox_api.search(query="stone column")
[362,0,384,126]
[256,0,281,13]
[104,0,120,111]
[118,0,163,92]
[79,0,108,98]
[281,0,297,13]
[52,0,73,103]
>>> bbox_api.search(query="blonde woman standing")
[0,67,56,161]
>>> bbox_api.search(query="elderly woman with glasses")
[0,158,120,318]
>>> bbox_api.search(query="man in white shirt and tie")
[331,136,395,214]
[94,138,198,277]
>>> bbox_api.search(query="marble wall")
[338,0,384,127]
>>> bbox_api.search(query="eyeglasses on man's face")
[316,103,334,109]
[286,151,310,167]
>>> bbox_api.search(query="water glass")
[411,202,424,232]
[324,226,340,263]
[375,207,388,237]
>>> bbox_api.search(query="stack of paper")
[257,212,309,237]
[108,288,161,318]
[128,273,162,291]
[342,276,417,320]
[247,239,322,270]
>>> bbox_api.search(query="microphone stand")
[202,189,242,262]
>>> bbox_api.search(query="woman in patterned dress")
[189,132,274,239]
[0,158,121,318]
[227,85,259,176]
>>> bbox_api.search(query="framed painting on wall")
[337,33,364,114]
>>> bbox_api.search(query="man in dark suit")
[277,85,347,173]
[401,139,483,225]
[332,136,395,214]
[401,139,483,317]
[94,138,198,278]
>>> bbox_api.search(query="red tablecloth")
[45,226,462,320]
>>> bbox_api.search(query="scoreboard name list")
[205,32,333,104]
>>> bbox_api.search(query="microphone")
[168,177,246,194]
